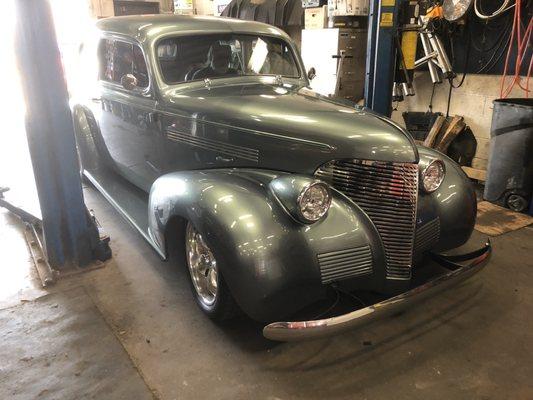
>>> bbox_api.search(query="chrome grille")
[317,245,373,284]
[315,160,418,280]
[414,217,440,255]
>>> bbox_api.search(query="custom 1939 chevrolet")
[73,14,491,341]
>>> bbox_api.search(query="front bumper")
[263,240,491,341]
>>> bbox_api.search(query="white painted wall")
[391,72,529,171]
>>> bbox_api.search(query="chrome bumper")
[263,241,491,341]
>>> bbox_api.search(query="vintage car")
[73,14,491,341]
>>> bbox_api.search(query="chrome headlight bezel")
[269,177,332,224]
[296,181,332,223]
[420,159,446,193]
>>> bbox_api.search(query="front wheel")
[185,222,238,321]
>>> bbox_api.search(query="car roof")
[95,14,289,44]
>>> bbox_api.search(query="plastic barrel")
[483,98,533,213]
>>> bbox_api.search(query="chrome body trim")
[157,108,336,151]
[166,128,260,162]
[263,240,491,341]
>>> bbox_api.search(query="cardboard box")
[305,6,328,29]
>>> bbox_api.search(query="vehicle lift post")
[13,0,108,270]
[364,0,401,117]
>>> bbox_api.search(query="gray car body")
[73,15,476,321]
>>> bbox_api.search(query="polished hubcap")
[185,223,218,307]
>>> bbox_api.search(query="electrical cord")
[333,285,366,307]
[443,23,470,117]
[312,287,340,320]
[428,82,436,112]
[470,15,512,53]
[446,79,453,117]
[475,0,515,20]
[472,14,514,73]
[476,30,512,73]
[449,26,471,88]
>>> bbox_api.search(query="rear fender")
[72,105,116,172]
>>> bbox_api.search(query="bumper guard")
[263,240,491,341]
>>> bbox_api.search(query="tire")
[184,222,239,321]
[506,193,528,213]
[72,113,91,185]
[75,143,87,183]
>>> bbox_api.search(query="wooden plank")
[475,201,533,236]
[435,115,465,152]
[472,157,489,170]
[462,166,487,181]
[423,115,446,148]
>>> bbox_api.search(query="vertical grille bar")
[414,217,440,255]
[315,160,418,279]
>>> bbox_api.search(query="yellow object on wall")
[401,30,418,70]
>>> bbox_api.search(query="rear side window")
[98,38,149,88]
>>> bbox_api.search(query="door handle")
[91,97,101,102]
[216,155,235,163]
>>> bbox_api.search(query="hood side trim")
[157,109,336,150]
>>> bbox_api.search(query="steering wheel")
[184,63,206,81]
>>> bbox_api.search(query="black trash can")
[484,98,533,213]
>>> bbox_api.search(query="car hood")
[159,82,418,164]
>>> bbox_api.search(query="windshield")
[157,34,300,84]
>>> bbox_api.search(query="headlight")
[421,159,445,193]
[269,177,332,224]
[297,182,332,222]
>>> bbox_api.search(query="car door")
[92,36,160,192]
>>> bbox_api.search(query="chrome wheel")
[185,223,218,307]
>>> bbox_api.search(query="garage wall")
[194,0,214,15]
[390,72,528,172]
[90,0,174,18]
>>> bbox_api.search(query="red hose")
[500,0,533,98]
[527,49,532,98]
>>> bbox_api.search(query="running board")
[83,168,165,259]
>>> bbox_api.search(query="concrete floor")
[1,187,532,400]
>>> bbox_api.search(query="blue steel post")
[14,0,96,268]
[364,0,401,117]
[364,0,379,109]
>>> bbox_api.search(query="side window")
[98,38,149,89]
[132,45,149,88]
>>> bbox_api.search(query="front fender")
[148,169,386,321]
[417,146,477,251]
